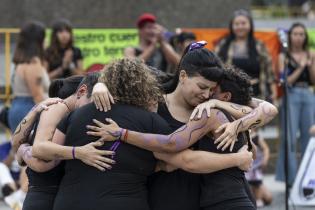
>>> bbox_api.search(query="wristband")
[72,146,76,159]
[122,129,129,142]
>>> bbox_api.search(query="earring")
[77,96,80,99]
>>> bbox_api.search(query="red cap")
[137,13,156,28]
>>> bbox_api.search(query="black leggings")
[22,187,58,210]
[202,193,256,210]
[202,202,256,210]
[202,199,256,210]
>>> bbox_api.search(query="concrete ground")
[0,175,314,210]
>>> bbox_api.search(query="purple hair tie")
[188,41,207,52]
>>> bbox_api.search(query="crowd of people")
[0,8,314,210]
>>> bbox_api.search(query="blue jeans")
[8,96,35,131]
[276,87,315,185]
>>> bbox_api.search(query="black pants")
[202,196,256,210]
[22,186,58,210]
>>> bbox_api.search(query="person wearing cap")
[124,13,180,73]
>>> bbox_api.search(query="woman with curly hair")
[50,58,174,210]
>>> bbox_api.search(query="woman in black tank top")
[215,9,276,101]
[276,23,315,185]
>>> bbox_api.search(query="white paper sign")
[290,137,315,206]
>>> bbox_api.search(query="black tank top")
[287,53,312,85]
[199,108,252,207]
[147,103,201,210]
[134,47,167,72]
[232,57,261,96]
[26,113,65,189]
[53,103,171,210]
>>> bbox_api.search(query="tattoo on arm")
[248,119,262,129]
[22,147,33,161]
[36,77,43,86]
[250,98,264,108]
[170,122,209,150]
[230,104,251,114]
[14,119,27,135]
[216,111,230,124]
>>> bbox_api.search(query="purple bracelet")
[72,147,76,159]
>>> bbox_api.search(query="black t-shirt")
[198,109,253,207]
[147,103,201,210]
[45,46,83,79]
[53,103,171,210]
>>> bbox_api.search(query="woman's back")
[13,58,50,97]
[53,103,170,210]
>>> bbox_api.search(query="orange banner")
[184,28,281,74]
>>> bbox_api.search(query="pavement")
[0,174,314,210]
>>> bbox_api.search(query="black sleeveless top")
[232,57,261,96]
[286,53,312,86]
[147,103,201,210]
[198,108,252,207]
[26,113,65,190]
[134,47,167,72]
[53,103,171,210]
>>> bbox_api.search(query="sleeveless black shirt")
[147,103,201,210]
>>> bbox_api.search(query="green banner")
[308,29,315,50]
[46,29,139,70]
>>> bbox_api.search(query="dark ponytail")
[48,75,84,99]
[163,45,225,94]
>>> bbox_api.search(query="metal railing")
[0,28,19,105]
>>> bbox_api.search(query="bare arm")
[154,148,251,174]
[258,137,270,167]
[159,40,180,66]
[87,112,218,153]
[139,45,157,62]
[11,106,39,153]
[17,144,60,172]
[31,104,71,160]
[154,110,253,173]
[24,59,47,103]
[11,98,63,153]
[278,53,307,85]
[124,47,136,58]
[309,51,315,84]
[231,100,278,133]
[72,59,84,75]
[214,99,278,150]
[191,97,276,121]
[31,107,115,171]
[16,128,67,172]
[48,67,64,80]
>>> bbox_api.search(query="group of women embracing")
[12,42,278,210]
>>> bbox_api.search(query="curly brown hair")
[220,65,252,105]
[99,58,163,110]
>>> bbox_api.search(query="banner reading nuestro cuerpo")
[74,29,138,69]
[55,28,315,71]
[59,29,139,70]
